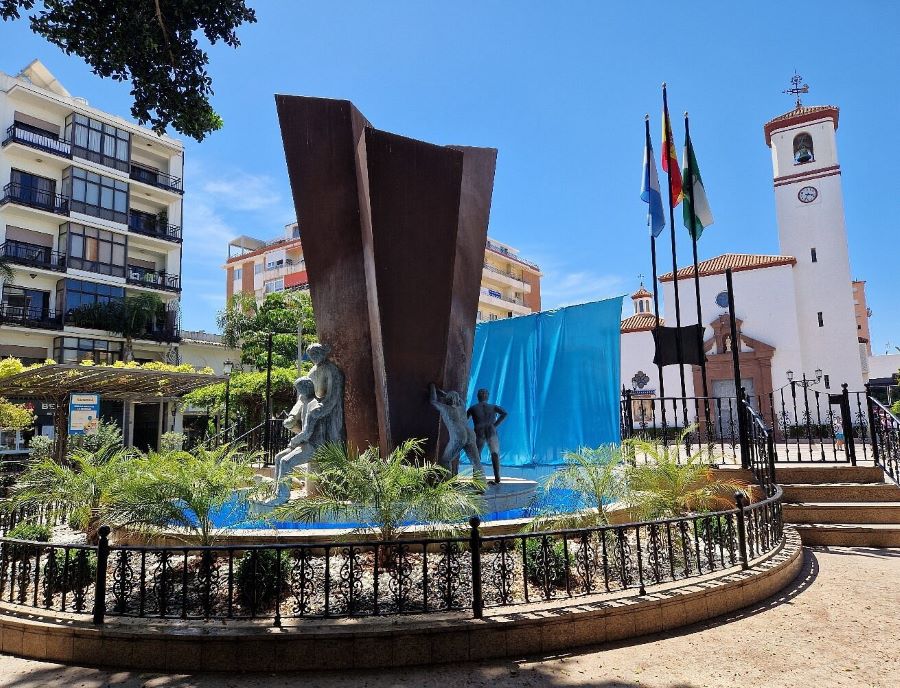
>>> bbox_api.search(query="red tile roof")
[631,286,652,299]
[658,253,796,282]
[764,105,839,146]
[621,313,663,333]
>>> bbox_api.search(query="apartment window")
[810,248,817,263]
[233,268,242,281]
[57,278,124,327]
[65,114,131,172]
[254,263,263,275]
[264,278,284,294]
[1,285,50,318]
[9,169,57,210]
[63,167,129,224]
[53,336,123,364]
[817,312,824,327]
[823,374,830,390]
[61,223,126,277]
[266,257,286,270]
[488,313,499,321]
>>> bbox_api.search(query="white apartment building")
[0,60,185,367]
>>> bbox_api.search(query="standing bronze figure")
[467,389,507,485]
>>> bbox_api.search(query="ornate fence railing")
[867,395,900,485]
[621,386,874,465]
[0,487,784,624]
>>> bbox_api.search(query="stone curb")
[0,528,804,671]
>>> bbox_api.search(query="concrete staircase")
[716,464,900,547]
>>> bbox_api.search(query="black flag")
[652,325,707,366]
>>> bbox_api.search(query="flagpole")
[684,113,711,434]
[645,115,668,433]
[662,84,688,414]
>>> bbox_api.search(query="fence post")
[734,493,749,570]
[92,525,110,625]
[738,387,751,470]
[865,384,880,465]
[623,388,633,440]
[840,384,856,466]
[469,516,483,619]
[767,433,777,493]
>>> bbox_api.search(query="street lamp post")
[263,332,274,457]
[223,360,233,441]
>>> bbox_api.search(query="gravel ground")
[0,546,897,688]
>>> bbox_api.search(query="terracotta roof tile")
[764,105,839,146]
[631,286,652,299]
[621,313,663,333]
[659,253,796,282]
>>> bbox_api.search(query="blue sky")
[2,2,898,350]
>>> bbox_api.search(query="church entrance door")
[711,378,756,440]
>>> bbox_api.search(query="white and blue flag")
[641,139,666,238]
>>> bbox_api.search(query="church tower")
[764,76,863,390]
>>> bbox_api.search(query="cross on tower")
[783,71,809,109]
[637,272,645,286]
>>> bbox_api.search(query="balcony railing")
[485,240,540,271]
[483,262,527,283]
[129,164,184,194]
[0,304,63,331]
[127,211,182,243]
[1,182,69,215]
[3,124,72,158]
[480,287,525,307]
[127,265,181,292]
[0,241,66,272]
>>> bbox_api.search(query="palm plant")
[104,444,265,546]
[9,438,137,542]
[534,444,626,529]
[274,439,485,544]
[623,426,750,520]
[116,293,166,361]
[0,256,13,284]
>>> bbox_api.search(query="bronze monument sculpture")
[429,383,483,479]
[467,389,507,484]
[277,95,496,462]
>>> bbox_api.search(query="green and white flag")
[682,132,713,240]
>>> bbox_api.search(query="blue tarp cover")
[465,296,623,467]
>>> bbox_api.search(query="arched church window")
[793,133,814,164]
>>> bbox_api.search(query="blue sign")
[68,393,100,436]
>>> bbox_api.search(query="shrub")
[4,521,51,558]
[522,536,568,588]
[160,432,186,453]
[28,435,53,462]
[235,549,284,611]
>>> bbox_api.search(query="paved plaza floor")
[0,546,897,688]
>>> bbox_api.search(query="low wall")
[0,528,803,671]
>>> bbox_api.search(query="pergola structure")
[0,364,223,458]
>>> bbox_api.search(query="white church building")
[621,99,889,419]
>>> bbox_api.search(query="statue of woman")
[307,343,346,445]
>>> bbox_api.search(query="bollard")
[92,525,111,625]
[469,516,483,619]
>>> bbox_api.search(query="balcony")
[68,199,128,225]
[0,240,66,272]
[479,287,531,315]
[129,164,183,194]
[3,124,72,159]
[127,265,181,292]
[0,304,63,331]
[1,182,69,215]
[128,209,182,243]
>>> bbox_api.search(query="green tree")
[623,427,750,520]
[67,293,170,359]
[104,445,264,546]
[0,0,256,141]
[218,290,316,370]
[274,440,485,544]
[182,366,297,429]
[0,396,34,430]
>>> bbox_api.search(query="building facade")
[0,60,184,366]
[224,224,542,322]
[621,96,875,421]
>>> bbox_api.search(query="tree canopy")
[0,0,256,141]
[218,290,316,371]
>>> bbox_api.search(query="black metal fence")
[622,385,875,465]
[868,395,900,485]
[0,487,784,625]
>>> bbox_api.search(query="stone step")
[792,523,900,547]
[781,483,900,503]
[714,465,886,485]
[783,502,900,524]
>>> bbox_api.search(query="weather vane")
[783,71,809,109]
[637,272,645,285]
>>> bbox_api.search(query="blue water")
[201,484,590,531]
